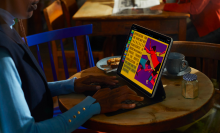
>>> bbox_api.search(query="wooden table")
[58,67,214,133]
[72,0,190,69]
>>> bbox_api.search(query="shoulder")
[0,47,14,64]
[0,47,15,70]
[0,30,16,47]
[0,29,12,40]
[0,47,20,81]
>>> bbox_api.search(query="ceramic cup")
[166,0,180,3]
[166,52,188,74]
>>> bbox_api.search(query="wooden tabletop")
[73,0,190,20]
[58,67,214,133]
[72,0,190,70]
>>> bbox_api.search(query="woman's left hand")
[74,75,118,93]
[150,3,165,10]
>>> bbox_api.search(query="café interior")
[6,0,220,132]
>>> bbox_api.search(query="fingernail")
[96,86,101,89]
[141,97,144,100]
[130,104,135,108]
[112,76,117,78]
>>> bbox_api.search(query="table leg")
[178,19,187,41]
[75,21,87,70]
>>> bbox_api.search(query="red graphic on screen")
[135,39,167,90]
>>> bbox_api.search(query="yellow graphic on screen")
[121,31,168,94]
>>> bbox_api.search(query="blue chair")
[24,24,95,121]
[25,24,95,81]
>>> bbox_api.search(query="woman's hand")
[74,75,118,93]
[93,85,144,114]
[150,3,165,10]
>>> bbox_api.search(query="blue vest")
[0,19,53,122]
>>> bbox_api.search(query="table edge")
[58,67,215,132]
[82,91,214,132]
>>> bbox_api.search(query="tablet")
[117,24,173,98]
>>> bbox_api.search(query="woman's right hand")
[150,3,165,10]
[93,85,144,114]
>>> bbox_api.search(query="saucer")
[162,67,191,77]
[96,56,121,71]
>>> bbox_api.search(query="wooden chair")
[169,41,220,133]
[25,24,95,81]
[43,0,104,78]
[24,25,96,132]
[171,41,220,88]
[60,0,78,25]
[25,24,107,133]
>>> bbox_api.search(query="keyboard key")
[136,104,141,106]
[134,101,140,104]
[126,101,133,104]
[121,101,127,104]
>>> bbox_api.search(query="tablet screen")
[117,24,172,97]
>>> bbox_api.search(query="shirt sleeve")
[163,0,210,15]
[48,78,77,97]
[0,48,101,133]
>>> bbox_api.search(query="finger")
[113,103,136,110]
[117,94,144,103]
[93,87,111,95]
[85,75,118,85]
[80,84,101,92]
[109,76,117,80]
[96,76,119,84]
[150,7,156,10]
[113,85,137,95]
[150,6,158,10]
[121,103,136,109]
[93,88,112,100]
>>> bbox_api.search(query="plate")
[96,56,121,72]
[162,67,191,77]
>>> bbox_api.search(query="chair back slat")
[47,42,58,81]
[196,57,201,71]
[60,39,69,79]
[203,59,207,77]
[202,58,213,79]
[27,25,93,47]
[36,45,44,72]
[210,59,215,79]
[171,41,220,89]
[214,60,218,79]
[171,41,220,60]
[25,24,94,80]
[73,37,81,72]
[207,59,214,79]
[86,35,95,67]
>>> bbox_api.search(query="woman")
[0,0,144,132]
[151,0,220,43]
